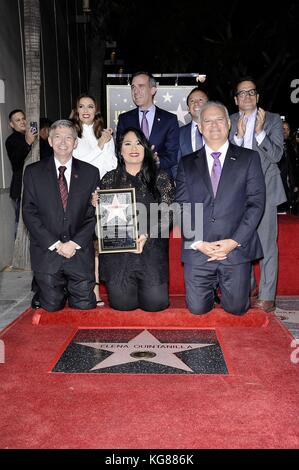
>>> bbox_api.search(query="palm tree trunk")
[12,0,40,269]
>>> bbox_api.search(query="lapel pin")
[73,174,79,178]
[230,157,236,160]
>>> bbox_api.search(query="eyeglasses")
[235,88,257,98]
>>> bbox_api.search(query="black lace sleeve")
[148,170,175,239]
[99,170,116,190]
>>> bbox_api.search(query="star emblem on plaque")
[96,188,138,253]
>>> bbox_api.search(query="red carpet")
[0,304,298,449]
[168,215,299,296]
[68,214,298,299]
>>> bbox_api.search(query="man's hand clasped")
[56,241,78,259]
[194,239,239,261]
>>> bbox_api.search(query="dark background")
[39,0,299,130]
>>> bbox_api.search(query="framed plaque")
[96,188,138,253]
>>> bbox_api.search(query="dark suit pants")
[106,268,169,312]
[34,264,96,312]
[184,261,251,315]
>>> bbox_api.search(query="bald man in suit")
[176,102,265,315]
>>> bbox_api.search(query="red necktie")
[58,166,68,211]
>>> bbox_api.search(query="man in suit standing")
[229,77,286,312]
[116,71,179,176]
[176,102,265,315]
[173,87,209,179]
[22,120,100,312]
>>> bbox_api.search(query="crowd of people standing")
[5,72,299,315]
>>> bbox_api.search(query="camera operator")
[5,109,38,236]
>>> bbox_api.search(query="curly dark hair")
[69,93,104,139]
[116,127,160,200]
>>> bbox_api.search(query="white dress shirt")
[191,141,229,249]
[49,157,80,251]
[72,124,117,179]
[233,108,266,149]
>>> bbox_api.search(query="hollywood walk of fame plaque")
[96,188,138,253]
[51,329,228,375]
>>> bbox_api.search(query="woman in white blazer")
[70,94,117,306]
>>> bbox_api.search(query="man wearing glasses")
[229,77,286,312]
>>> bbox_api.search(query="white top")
[233,108,266,149]
[73,123,117,179]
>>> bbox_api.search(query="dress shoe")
[251,299,275,313]
[31,293,41,309]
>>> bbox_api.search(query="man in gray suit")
[229,77,286,312]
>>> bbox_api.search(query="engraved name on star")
[101,194,129,223]
[76,329,215,373]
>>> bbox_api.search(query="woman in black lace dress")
[98,127,175,312]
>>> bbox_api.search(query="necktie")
[141,110,149,139]
[195,125,203,150]
[210,152,222,196]
[58,166,68,211]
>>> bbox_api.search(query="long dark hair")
[117,127,160,200]
[69,93,104,139]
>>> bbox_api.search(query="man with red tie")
[22,120,100,312]
[176,102,265,315]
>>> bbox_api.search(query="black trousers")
[34,264,96,312]
[106,268,169,312]
[184,261,251,315]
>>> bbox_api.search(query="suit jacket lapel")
[150,106,162,139]
[194,148,214,197]
[67,158,81,211]
[215,143,240,200]
[46,157,63,211]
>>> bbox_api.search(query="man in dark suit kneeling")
[176,102,266,315]
[22,119,100,312]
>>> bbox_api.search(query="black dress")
[99,167,175,311]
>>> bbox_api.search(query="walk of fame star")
[102,194,129,223]
[76,330,215,373]
[52,328,228,375]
